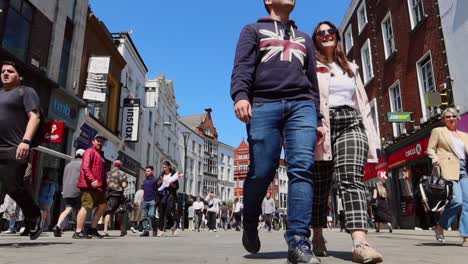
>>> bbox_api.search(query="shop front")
[117,151,139,200]
[33,89,84,229]
[385,137,433,229]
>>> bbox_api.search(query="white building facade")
[218,143,235,202]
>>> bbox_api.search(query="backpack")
[18,86,46,148]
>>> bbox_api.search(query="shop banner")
[122,98,140,142]
[458,113,468,133]
[387,137,430,168]
[145,86,156,107]
[43,122,65,143]
[83,56,110,102]
[363,156,388,181]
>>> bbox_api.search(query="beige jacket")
[427,126,468,181]
[315,61,380,162]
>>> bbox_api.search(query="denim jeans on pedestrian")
[438,159,468,237]
[244,100,317,243]
[141,200,156,231]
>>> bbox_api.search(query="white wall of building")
[114,33,147,169]
[438,0,468,114]
[178,122,205,198]
[218,143,235,202]
[145,74,180,174]
[277,163,288,209]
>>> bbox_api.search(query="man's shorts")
[81,189,106,209]
[64,196,82,210]
[105,195,124,215]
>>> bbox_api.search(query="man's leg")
[243,101,283,253]
[283,101,320,263]
[103,214,111,233]
[56,207,73,228]
[76,207,90,233]
[91,203,106,228]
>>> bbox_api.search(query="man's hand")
[316,126,327,145]
[234,100,252,124]
[91,180,99,188]
[16,142,30,160]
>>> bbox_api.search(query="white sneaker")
[130,227,137,233]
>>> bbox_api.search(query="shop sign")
[83,56,110,102]
[377,169,388,180]
[387,112,413,123]
[76,123,98,149]
[118,151,140,176]
[388,138,429,167]
[400,197,416,217]
[43,122,65,143]
[363,156,387,181]
[145,86,156,107]
[51,98,78,124]
[122,98,140,142]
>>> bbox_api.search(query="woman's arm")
[427,128,440,165]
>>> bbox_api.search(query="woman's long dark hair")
[312,21,354,77]
[160,160,174,177]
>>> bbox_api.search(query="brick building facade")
[339,0,454,229]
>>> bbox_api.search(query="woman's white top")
[328,62,356,108]
[450,133,467,160]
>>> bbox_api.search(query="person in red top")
[73,134,108,239]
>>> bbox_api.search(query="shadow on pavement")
[327,250,353,261]
[415,242,461,247]
[0,242,72,248]
[243,251,287,259]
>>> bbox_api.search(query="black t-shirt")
[0,86,40,159]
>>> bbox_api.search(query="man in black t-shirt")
[0,61,43,240]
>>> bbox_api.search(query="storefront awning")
[387,137,429,169]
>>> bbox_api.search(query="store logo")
[405,143,422,157]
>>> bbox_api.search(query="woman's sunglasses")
[444,115,458,120]
[316,28,338,37]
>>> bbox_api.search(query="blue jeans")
[438,176,468,237]
[141,200,156,231]
[244,100,317,242]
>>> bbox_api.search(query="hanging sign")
[122,98,140,142]
[145,86,156,107]
[83,56,110,102]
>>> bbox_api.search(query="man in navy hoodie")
[230,1,324,263]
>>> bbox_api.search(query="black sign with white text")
[122,98,140,142]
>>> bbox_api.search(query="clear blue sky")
[89,0,351,148]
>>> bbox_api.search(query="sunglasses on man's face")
[316,28,338,37]
[444,115,458,120]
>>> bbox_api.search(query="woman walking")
[428,107,468,247]
[372,182,393,233]
[310,21,383,263]
[156,161,179,237]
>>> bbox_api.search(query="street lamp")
[182,131,191,231]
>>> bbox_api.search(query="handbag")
[418,165,452,212]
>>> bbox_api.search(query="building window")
[381,12,396,59]
[66,0,76,20]
[204,127,213,137]
[357,1,368,33]
[407,0,424,29]
[146,143,150,166]
[360,39,374,84]
[344,25,353,54]
[369,98,381,143]
[192,140,195,153]
[417,53,436,119]
[2,0,33,61]
[58,38,71,87]
[148,111,153,132]
[198,144,202,155]
[389,81,405,137]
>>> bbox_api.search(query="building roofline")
[111,32,149,72]
[338,0,360,32]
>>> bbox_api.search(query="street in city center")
[0,229,465,264]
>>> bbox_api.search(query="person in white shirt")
[192,196,204,232]
[130,185,144,233]
[205,192,219,232]
[231,197,243,231]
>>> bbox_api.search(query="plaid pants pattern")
[311,106,369,230]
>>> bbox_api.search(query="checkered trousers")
[311,106,369,230]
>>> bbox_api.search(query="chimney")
[205,108,212,114]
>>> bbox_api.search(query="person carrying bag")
[426,107,468,246]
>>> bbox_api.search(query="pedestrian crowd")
[1,1,467,264]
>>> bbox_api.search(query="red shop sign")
[388,137,429,167]
[363,156,388,181]
[44,122,65,143]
